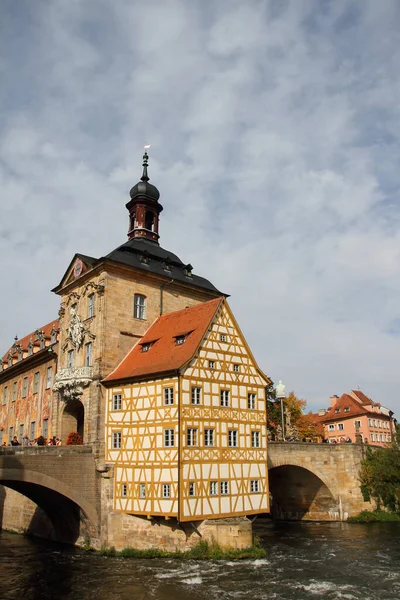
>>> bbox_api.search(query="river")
[0,521,399,600]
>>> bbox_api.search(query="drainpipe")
[159,279,174,315]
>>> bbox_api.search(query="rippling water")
[0,521,399,600]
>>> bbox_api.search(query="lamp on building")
[275,380,286,441]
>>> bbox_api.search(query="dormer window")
[163,259,172,272]
[139,251,149,265]
[17,347,23,362]
[40,336,45,350]
[334,408,340,413]
[344,407,350,413]
[8,354,12,368]
[175,335,186,346]
[183,263,193,277]
[28,339,33,356]
[50,328,57,344]
[141,343,151,353]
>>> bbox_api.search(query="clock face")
[73,259,83,278]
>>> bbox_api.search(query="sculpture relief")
[67,305,85,350]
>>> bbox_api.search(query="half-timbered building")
[103,296,271,521]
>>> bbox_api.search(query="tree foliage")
[359,427,400,514]
[266,388,323,441]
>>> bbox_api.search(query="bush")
[348,509,400,523]
[66,432,83,446]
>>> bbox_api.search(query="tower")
[126,151,163,243]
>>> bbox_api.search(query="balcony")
[54,366,94,400]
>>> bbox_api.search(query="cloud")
[1,0,400,415]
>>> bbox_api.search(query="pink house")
[316,390,395,446]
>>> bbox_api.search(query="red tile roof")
[2,320,59,362]
[351,390,373,405]
[103,298,224,383]
[319,393,370,422]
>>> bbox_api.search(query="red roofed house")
[103,296,271,521]
[316,391,395,446]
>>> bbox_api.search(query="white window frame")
[337,423,344,431]
[191,386,201,405]
[187,428,198,446]
[250,479,260,493]
[133,294,146,320]
[252,431,261,448]
[121,484,127,498]
[210,481,218,496]
[112,394,122,410]
[67,349,75,369]
[164,428,175,447]
[85,342,92,367]
[228,429,238,447]
[220,334,227,342]
[33,372,40,395]
[162,484,171,498]
[112,432,122,449]
[139,483,146,498]
[220,389,230,407]
[204,428,214,447]
[46,367,53,389]
[208,360,215,369]
[328,424,335,431]
[220,481,229,495]
[248,393,256,409]
[87,293,95,318]
[164,387,174,405]
[189,482,195,497]
[233,364,239,373]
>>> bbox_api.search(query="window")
[9,427,14,441]
[210,481,218,496]
[28,341,33,356]
[87,294,95,318]
[51,329,57,344]
[354,420,361,429]
[228,429,238,447]
[164,387,174,405]
[12,382,17,401]
[0,431,3,446]
[30,422,36,440]
[141,343,151,353]
[250,480,260,493]
[204,428,214,447]
[43,419,48,439]
[189,482,195,497]
[252,431,261,448]
[175,335,186,346]
[370,433,374,441]
[248,393,256,409]
[334,408,340,413]
[162,484,171,498]
[85,343,92,367]
[220,389,229,407]
[380,434,383,442]
[2,386,8,405]
[19,424,24,444]
[233,364,239,373]
[22,377,28,398]
[164,429,175,447]
[344,407,350,413]
[46,367,53,389]
[187,428,198,446]
[33,372,40,395]
[191,387,201,405]
[112,432,122,449]
[368,419,372,427]
[220,481,229,495]
[121,484,127,498]
[338,424,344,431]
[208,360,215,369]
[220,334,227,342]
[133,294,146,320]
[328,424,335,431]
[113,394,122,410]
[139,483,146,498]
[67,350,75,369]
[40,337,45,350]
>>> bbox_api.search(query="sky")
[0,0,399,415]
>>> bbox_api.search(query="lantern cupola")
[126,151,163,243]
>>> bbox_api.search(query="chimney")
[330,395,339,408]
[318,409,327,416]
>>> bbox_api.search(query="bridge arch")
[0,467,98,544]
[268,459,338,521]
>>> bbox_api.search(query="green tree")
[266,381,281,438]
[359,427,400,514]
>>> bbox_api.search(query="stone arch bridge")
[0,442,370,547]
[268,442,370,521]
[0,446,100,545]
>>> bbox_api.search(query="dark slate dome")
[129,179,160,201]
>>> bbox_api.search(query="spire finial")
[141,144,151,182]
